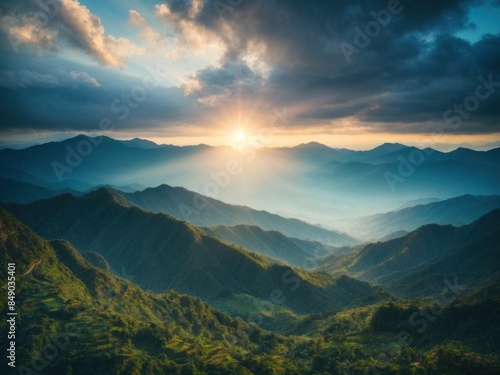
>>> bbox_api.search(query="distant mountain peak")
[122,138,161,149]
[84,187,129,206]
[294,141,331,149]
[370,142,407,152]
[72,134,90,140]
[70,134,109,142]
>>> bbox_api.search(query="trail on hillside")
[2,259,43,288]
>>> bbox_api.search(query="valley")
[0,137,499,374]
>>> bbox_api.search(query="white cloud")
[180,76,203,95]
[0,0,142,67]
[68,71,100,87]
[128,10,164,52]
[154,2,224,61]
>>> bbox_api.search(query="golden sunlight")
[233,129,247,144]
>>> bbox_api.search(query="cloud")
[181,61,263,106]
[68,71,100,87]
[128,10,164,52]
[154,1,224,60]
[0,0,499,136]
[0,70,60,89]
[0,55,194,132]
[0,69,100,89]
[157,0,500,134]
[0,0,141,67]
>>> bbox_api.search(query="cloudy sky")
[0,0,499,149]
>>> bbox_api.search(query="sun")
[233,129,246,143]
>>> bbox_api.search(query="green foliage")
[316,210,500,299]
[0,205,499,375]
[203,224,335,267]
[6,189,388,315]
[0,208,299,374]
[124,184,359,246]
[370,302,419,333]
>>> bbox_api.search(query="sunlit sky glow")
[0,0,499,150]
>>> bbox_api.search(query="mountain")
[0,165,48,185]
[202,224,339,267]
[314,158,500,199]
[355,194,500,239]
[336,142,409,163]
[0,177,359,247]
[121,137,163,149]
[362,142,407,155]
[2,207,497,374]
[351,145,500,165]
[378,230,409,242]
[5,189,386,315]
[285,280,500,353]
[316,210,500,295]
[0,135,210,189]
[388,210,500,296]
[280,142,349,165]
[0,207,312,374]
[123,184,359,246]
[287,142,407,164]
[2,135,499,223]
[0,178,79,204]
[397,197,441,209]
[0,177,146,204]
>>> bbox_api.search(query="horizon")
[1,132,500,152]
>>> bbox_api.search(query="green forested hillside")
[316,210,500,295]
[0,178,78,204]
[2,207,499,374]
[203,224,337,267]
[124,184,358,245]
[5,189,386,316]
[0,207,315,374]
[355,194,500,239]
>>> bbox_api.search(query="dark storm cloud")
[181,61,264,105]
[0,54,193,131]
[356,33,500,127]
[0,82,191,131]
[162,0,500,133]
[185,0,479,65]
[0,70,100,89]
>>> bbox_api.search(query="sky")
[0,0,499,150]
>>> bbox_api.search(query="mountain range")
[0,207,310,374]
[351,194,500,239]
[123,184,357,245]
[4,188,386,315]
[0,177,78,204]
[1,135,500,373]
[1,135,499,219]
[316,209,500,296]
[202,224,338,267]
[2,205,499,374]
[0,177,358,246]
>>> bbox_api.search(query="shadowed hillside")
[316,210,500,296]
[124,184,359,246]
[354,194,500,239]
[0,207,312,374]
[5,189,387,314]
[203,224,339,267]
